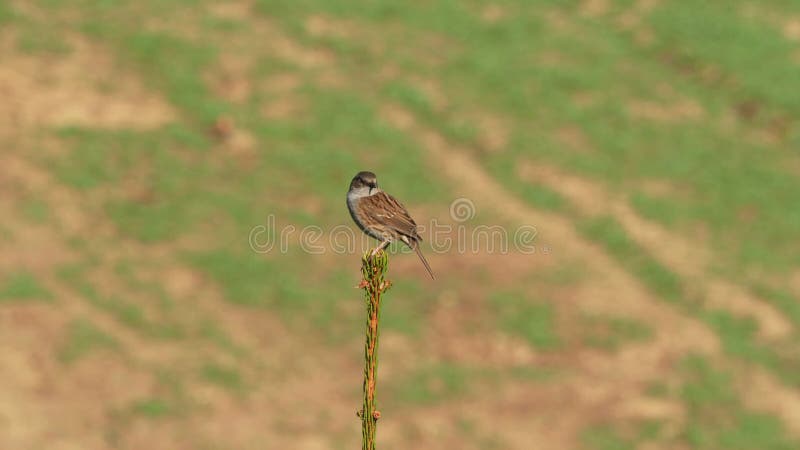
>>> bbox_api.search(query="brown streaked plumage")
[347,171,435,279]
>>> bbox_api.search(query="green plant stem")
[359,249,391,450]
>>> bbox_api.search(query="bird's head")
[350,171,379,194]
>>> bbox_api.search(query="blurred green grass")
[0,272,53,303]
[59,318,121,363]
[579,314,653,351]
[680,355,799,450]
[490,291,560,350]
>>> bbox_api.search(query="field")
[2,0,800,448]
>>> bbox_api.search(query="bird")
[347,171,435,280]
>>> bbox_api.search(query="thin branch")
[358,249,391,450]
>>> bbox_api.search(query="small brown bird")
[347,171,435,279]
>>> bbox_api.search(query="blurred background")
[2,1,800,449]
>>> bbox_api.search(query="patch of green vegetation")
[123,31,224,124]
[383,81,434,118]
[518,182,567,212]
[701,310,800,387]
[59,318,120,363]
[55,128,119,190]
[490,292,559,350]
[390,363,473,405]
[17,26,72,54]
[579,216,685,305]
[256,0,477,36]
[588,352,800,450]
[486,158,568,213]
[201,14,246,33]
[703,311,762,362]
[101,295,184,340]
[192,248,403,333]
[0,2,15,23]
[379,277,429,336]
[128,397,174,418]
[55,126,209,185]
[113,261,176,312]
[99,295,182,339]
[189,250,308,308]
[526,261,587,288]
[380,80,482,147]
[75,6,223,125]
[56,262,93,283]
[198,321,248,359]
[581,425,635,450]
[580,314,653,351]
[645,381,670,398]
[554,4,800,276]
[107,202,188,243]
[55,126,216,242]
[57,265,184,340]
[628,191,684,227]
[680,355,799,450]
[20,199,52,224]
[0,225,12,242]
[455,417,507,450]
[636,420,664,442]
[0,272,53,302]
[649,1,800,111]
[201,363,245,392]
[119,367,189,423]
[581,419,666,450]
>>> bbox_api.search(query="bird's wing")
[357,191,422,241]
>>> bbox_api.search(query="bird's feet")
[369,240,391,257]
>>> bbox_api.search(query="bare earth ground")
[1,2,799,449]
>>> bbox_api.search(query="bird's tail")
[411,240,435,280]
